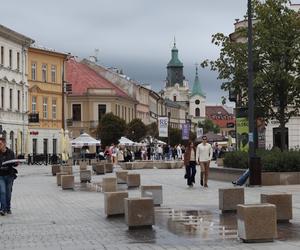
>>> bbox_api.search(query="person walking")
[184,141,197,187]
[196,135,213,188]
[0,133,18,215]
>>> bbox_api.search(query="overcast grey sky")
[0,0,249,105]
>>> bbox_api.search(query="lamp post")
[247,0,261,186]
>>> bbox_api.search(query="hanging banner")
[236,117,249,152]
[158,117,168,138]
[181,123,190,140]
[196,128,203,138]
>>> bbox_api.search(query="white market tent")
[71,133,101,148]
[118,136,135,146]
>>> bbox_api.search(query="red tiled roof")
[205,106,235,128]
[205,106,233,116]
[66,59,129,98]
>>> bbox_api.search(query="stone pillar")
[261,193,293,222]
[56,172,68,186]
[61,175,75,190]
[80,161,87,170]
[105,163,113,173]
[80,170,91,183]
[141,185,163,206]
[51,164,61,176]
[115,171,128,184]
[124,197,155,229]
[237,204,277,242]
[127,173,140,188]
[102,177,117,192]
[61,166,73,175]
[104,191,128,216]
[219,188,244,212]
[93,163,105,175]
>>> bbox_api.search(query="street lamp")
[247,0,261,186]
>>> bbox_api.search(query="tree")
[97,113,126,147]
[202,0,300,151]
[198,119,220,134]
[126,118,146,142]
[146,122,159,138]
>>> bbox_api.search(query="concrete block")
[102,177,117,192]
[61,175,75,190]
[80,170,91,183]
[141,185,163,206]
[124,197,155,228]
[219,188,244,212]
[105,163,113,173]
[56,172,68,186]
[104,191,128,216]
[79,161,87,170]
[261,193,293,222]
[51,164,61,176]
[67,159,73,166]
[237,204,277,242]
[127,173,140,187]
[116,171,128,184]
[93,163,105,175]
[61,166,73,175]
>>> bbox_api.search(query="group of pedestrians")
[184,135,213,188]
[0,133,18,216]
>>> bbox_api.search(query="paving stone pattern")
[0,164,300,249]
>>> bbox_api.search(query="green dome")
[191,66,205,97]
[167,43,183,67]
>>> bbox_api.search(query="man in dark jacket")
[0,133,17,215]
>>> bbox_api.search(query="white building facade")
[0,24,33,155]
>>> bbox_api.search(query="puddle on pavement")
[155,207,300,242]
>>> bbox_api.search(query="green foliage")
[224,149,300,172]
[126,119,146,142]
[169,128,182,146]
[203,0,300,151]
[97,113,126,147]
[197,119,220,134]
[146,122,159,138]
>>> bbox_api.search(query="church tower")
[166,39,185,87]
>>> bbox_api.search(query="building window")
[0,46,3,65]
[43,97,48,119]
[42,64,47,82]
[173,95,177,102]
[32,96,37,113]
[195,99,200,105]
[32,138,37,155]
[51,65,56,83]
[31,62,36,80]
[72,104,81,121]
[52,98,57,119]
[195,108,200,117]
[1,87,4,108]
[98,104,106,121]
[9,89,13,110]
[17,52,20,71]
[17,90,20,111]
[9,49,12,68]
[53,138,57,155]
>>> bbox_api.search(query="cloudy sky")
[0,0,249,105]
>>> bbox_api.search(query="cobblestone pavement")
[0,163,300,250]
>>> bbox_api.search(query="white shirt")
[176,145,182,158]
[196,143,213,162]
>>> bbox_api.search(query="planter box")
[262,172,300,185]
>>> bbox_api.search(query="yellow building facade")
[27,46,68,156]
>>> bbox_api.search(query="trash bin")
[249,156,262,186]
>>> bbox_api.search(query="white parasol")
[71,133,101,148]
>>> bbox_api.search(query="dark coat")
[184,146,197,166]
[0,147,17,176]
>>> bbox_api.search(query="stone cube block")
[141,185,163,206]
[67,159,73,166]
[80,170,91,183]
[127,173,140,187]
[93,164,105,175]
[261,193,293,222]
[105,163,113,173]
[104,191,128,216]
[61,166,73,175]
[237,204,277,242]
[102,177,117,192]
[79,161,87,170]
[56,172,68,186]
[61,175,75,190]
[116,171,128,184]
[219,188,244,212]
[124,197,155,228]
[51,164,61,176]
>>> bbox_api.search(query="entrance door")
[43,139,48,155]
[32,139,37,155]
[273,127,288,149]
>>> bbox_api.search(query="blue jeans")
[236,169,250,186]
[0,175,14,211]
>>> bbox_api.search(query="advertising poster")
[158,117,168,137]
[236,117,249,152]
[181,123,190,140]
[196,128,203,138]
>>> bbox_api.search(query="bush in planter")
[224,149,300,172]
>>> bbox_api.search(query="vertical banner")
[236,117,249,152]
[181,123,190,140]
[196,128,203,139]
[257,117,266,149]
[158,117,168,138]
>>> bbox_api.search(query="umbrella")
[71,133,101,148]
[60,129,67,161]
[118,136,135,146]
[24,128,30,156]
[64,130,71,159]
[17,129,22,155]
